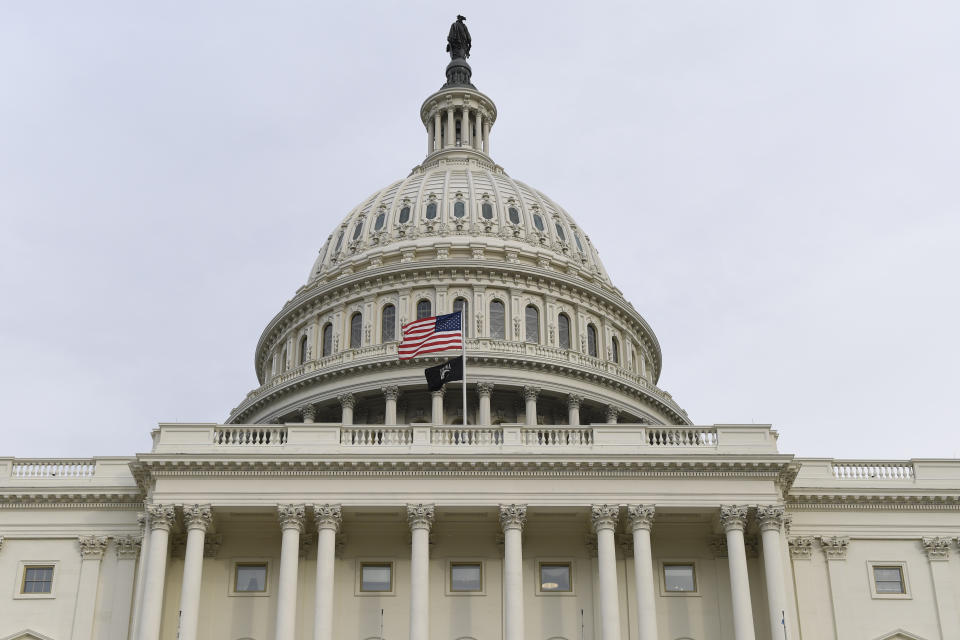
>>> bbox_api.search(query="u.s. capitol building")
[2,17,958,640]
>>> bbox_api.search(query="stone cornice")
[787,495,960,510]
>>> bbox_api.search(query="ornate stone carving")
[605,405,620,423]
[819,536,850,560]
[788,536,815,560]
[204,534,223,558]
[476,382,494,397]
[78,535,109,559]
[381,385,400,401]
[137,511,148,536]
[499,504,527,531]
[338,393,355,409]
[114,535,141,559]
[407,503,435,531]
[756,505,786,532]
[523,385,540,401]
[922,536,951,560]
[567,394,583,410]
[626,504,655,531]
[314,504,343,533]
[591,504,620,532]
[300,404,316,423]
[182,504,213,531]
[146,504,176,532]
[719,505,749,532]
[277,504,306,532]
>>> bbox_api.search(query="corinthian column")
[71,535,108,640]
[313,504,342,640]
[757,505,789,640]
[721,505,756,640]
[407,504,435,640]
[523,386,540,426]
[339,393,355,426]
[382,386,399,425]
[477,382,494,425]
[567,394,582,426]
[591,505,622,640]
[275,504,306,640]
[627,505,658,640]
[177,504,212,640]
[500,504,527,640]
[138,504,176,640]
[431,388,445,425]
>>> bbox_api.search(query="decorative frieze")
[146,504,176,532]
[277,504,306,532]
[78,535,109,559]
[626,504,655,532]
[114,535,141,559]
[591,504,620,532]
[922,536,951,561]
[720,505,749,532]
[756,505,786,532]
[788,536,815,560]
[499,504,527,531]
[819,536,850,560]
[182,504,213,532]
[407,503,435,531]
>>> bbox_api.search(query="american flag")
[399,311,463,360]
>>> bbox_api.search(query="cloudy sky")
[1,1,957,459]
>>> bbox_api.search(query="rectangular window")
[360,563,393,592]
[663,564,696,592]
[539,562,572,592]
[873,566,905,594]
[235,563,267,593]
[450,563,482,592]
[21,565,54,594]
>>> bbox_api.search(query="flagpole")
[461,309,467,427]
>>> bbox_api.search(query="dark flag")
[424,356,463,391]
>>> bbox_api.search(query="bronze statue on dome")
[446,15,471,60]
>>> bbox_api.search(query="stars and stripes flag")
[398,311,463,360]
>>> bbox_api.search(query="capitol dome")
[227,31,690,428]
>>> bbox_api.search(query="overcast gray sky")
[1,1,957,460]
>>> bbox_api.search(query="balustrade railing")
[832,461,914,480]
[433,427,503,445]
[213,426,288,446]
[341,427,414,446]
[523,427,594,446]
[11,459,96,478]
[647,427,718,447]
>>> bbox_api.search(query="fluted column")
[339,393,355,426]
[138,504,176,640]
[71,535,108,640]
[592,505,622,640]
[431,388,445,425]
[313,504,342,640]
[275,504,306,640]
[523,386,540,426]
[177,504,212,640]
[382,386,399,425]
[475,110,483,151]
[757,506,789,640]
[433,112,441,151]
[500,504,527,640]
[407,504,435,640]
[567,394,582,426]
[628,505,658,640]
[446,106,455,147]
[605,405,620,424]
[129,511,151,640]
[721,505,756,640]
[112,536,141,640]
[300,404,316,424]
[477,382,493,425]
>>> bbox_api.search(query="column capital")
[522,385,540,401]
[115,534,142,559]
[720,505,749,532]
[567,394,583,409]
[499,504,527,531]
[626,504,656,531]
[381,385,400,401]
[922,536,951,561]
[299,404,316,423]
[756,505,786,532]
[78,535,109,560]
[591,504,620,533]
[146,504,177,532]
[338,393,356,409]
[788,536,814,560]
[431,388,445,398]
[605,405,620,423]
[477,382,495,397]
[277,504,306,533]
[407,503,435,531]
[182,504,213,532]
[314,504,343,533]
[818,535,850,560]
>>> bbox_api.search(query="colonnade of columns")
[427,104,490,154]
[132,503,789,640]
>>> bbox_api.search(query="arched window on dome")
[454,201,466,219]
[489,300,506,340]
[631,346,638,372]
[334,230,344,253]
[611,336,620,364]
[321,323,333,357]
[381,304,396,342]
[532,213,545,232]
[481,202,494,219]
[417,299,432,320]
[453,297,469,338]
[425,202,437,220]
[399,206,411,224]
[280,348,288,372]
[525,305,540,344]
[508,207,521,225]
[350,312,362,349]
[298,335,308,365]
[352,221,363,241]
[574,231,585,253]
[554,222,566,242]
[558,313,571,350]
[587,324,598,358]
[374,211,386,230]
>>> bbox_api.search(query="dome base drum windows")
[587,324,598,357]
[321,323,333,357]
[453,298,469,338]
[558,313,571,349]
[489,300,505,340]
[525,305,540,344]
[350,313,363,349]
[417,299,432,320]
[381,304,396,342]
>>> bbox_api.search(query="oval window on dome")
[334,231,344,252]
[508,207,520,224]
[574,232,584,253]
[374,212,386,231]
[481,203,493,219]
[554,222,566,242]
[425,203,437,220]
[454,201,466,218]
[352,221,363,240]
[533,214,545,232]
[399,206,411,224]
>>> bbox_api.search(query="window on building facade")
[450,562,483,592]
[587,324,598,357]
[574,231,584,253]
[425,202,437,219]
[417,299,432,320]
[399,206,411,223]
[489,300,506,339]
[508,207,520,224]
[558,313,571,349]
[360,563,393,592]
[381,304,396,342]
[374,211,386,230]
[350,313,362,349]
[298,335,308,365]
[352,221,363,240]
[235,563,267,593]
[322,323,333,357]
[525,305,539,344]
[21,565,54,594]
[539,562,571,592]
[454,201,466,218]
[611,336,620,364]
[453,298,469,337]
[555,222,566,241]
[533,213,545,231]
[663,564,696,592]
[873,566,906,594]
[280,348,287,372]
[481,203,493,219]
[334,230,344,252]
